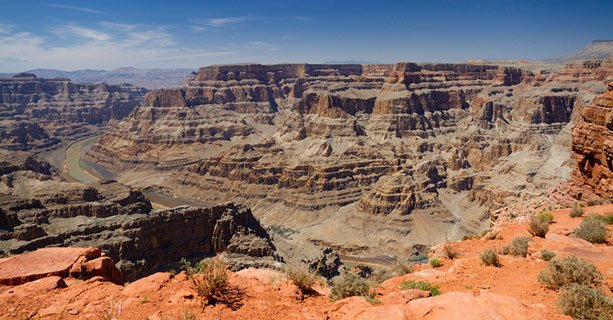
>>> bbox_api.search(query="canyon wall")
[0,73,147,150]
[0,151,277,279]
[86,60,613,257]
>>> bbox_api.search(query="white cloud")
[248,41,280,51]
[0,23,12,34]
[45,3,105,15]
[207,17,246,27]
[0,23,237,71]
[191,15,312,33]
[51,25,112,41]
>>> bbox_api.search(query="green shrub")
[528,214,550,238]
[538,256,603,290]
[329,271,371,301]
[399,280,441,296]
[480,249,501,267]
[557,284,613,320]
[188,258,230,307]
[603,214,613,225]
[285,263,318,295]
[570,203,584,218]
[179,257,204,275]
[537,211,555,223]
[540,249,556,261]
[429,256,443,268]
[574,216,609,244]
[505,237,532,257]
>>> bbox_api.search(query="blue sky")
[0,0,611,71]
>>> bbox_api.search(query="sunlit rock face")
[86,60,612,256]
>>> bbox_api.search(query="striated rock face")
[0,152,277,279]
[86,60,612,257]
[0,73,147,150]
[571,80,613,198]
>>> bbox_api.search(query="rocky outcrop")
[86,60,612,257]
[571,80,613,198]
[0,73,147,149]
[0,153,277,279]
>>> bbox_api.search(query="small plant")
[329,271,370,301]
[463,233,480,240]
[180,257,204,275]
[540,249,556,261]
[538,256,603,290]
[140,295,149,304]
[528,214,550,238]
[504,237,532,257]
[442,243,460,259]
[537,211,555,223]
[557,284,613,320]
[285,263,318,295]
[574,216,609,244]
[480,249,501,267]
[569,203,584,218]
[364,290,381,305]
[189,258,230,307]
[428,256,443,268]
[603,214,613,225]
[399,280,441,296]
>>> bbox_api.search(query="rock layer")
[571,80,613,198]
[0,151,277,279]
[0,73,147,150]
[86,60,613,257]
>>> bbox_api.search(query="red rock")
[122,272,172,296]
[81,257,124,284]
[0,247,100,285]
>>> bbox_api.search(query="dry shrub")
[569,203,584,218]
[189,258,241,309]
[329,271,370,301]
[540,249,556,261]
[557,284,613,320]
[480,249,501,267]
[574,216,609,244]
[503,237,532,257]
[528,214,550,238]
[285,263,318,295]
[538,256,603,290]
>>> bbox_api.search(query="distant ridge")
[546,40,613,63]
[0,67,194,89]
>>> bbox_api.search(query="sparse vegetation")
[528,214,550,238]
[585,199,606,206]
[557,284,613,320]
[569,203,584,218]
[538,256,603,290]
[574,216,609,244]
[428,256,443,268]
[442,242,460,259]
[364,291,381,305]
[329,271,371,301]
[540,249,556,261]
[268,225,297,238]
[503,237,532,257]
[140,295,149,304]
[285,263,318,295]
[480,249,501,267]
[462,233,480,240]
[603,214,613,225]
[392,258,414,275]
[399,280,441,296]
[180,257,204,275]
[537,211,555,223]
[188,258,232,308]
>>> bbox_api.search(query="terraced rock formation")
[0,73,147,150]
[0,150,278,279]
[572,80,613,198]
[86,60,613,257]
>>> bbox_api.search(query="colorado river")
[60,135,211,209]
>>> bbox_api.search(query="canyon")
[84,59,612,259]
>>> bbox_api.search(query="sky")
[0,0,611,72]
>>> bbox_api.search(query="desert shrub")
[585,199,605,206]
[557,284,613,320]
[528,214,550,238]
[574,216,609,244]
[538,256,603,290]
[442,243,460,259]
[428,256,443,268]
[537,211,555,223]
[329,271,370,301]
[462,234,480,240]
[505,237,532,257]
[189,258,230,307]
[570,203,584,218]
[540,249,556,261]
[180,257,204,275]
[285,263,318,295]
[480,249,501,267]
[363,290,380,305]
[392,258,414,275]
[399,280,441,296]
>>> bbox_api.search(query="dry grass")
[285,263,318,295]
[528,214,550,238]
[189,258,242,310]
[480,249,501,267]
